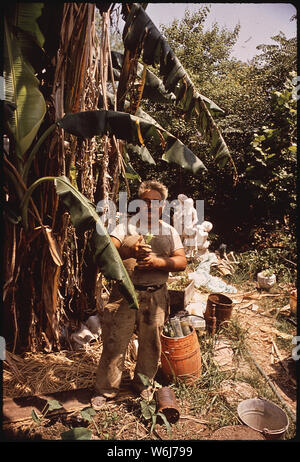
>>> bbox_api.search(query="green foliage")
[237,236,296,283]
[144,233,153,244]
[20,175,139,309]
[134,7,297,249]
[61,427,92,440]
[246,73,297,219]
[58,109,206,174]
[260,268,275,277]
[54,176,139,309]
[137,373,172,436]
[4,5,46,158]
[80,406,101,435]
[31,399,63,426]
[122,4,233,170]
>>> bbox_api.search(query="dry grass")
[3,339,137,399]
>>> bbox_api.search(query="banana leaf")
[57,110,206,174]
[4,8,46,158]
[54,176,139,309]
[111,50,176,104]
[111,50,223,115]
[125,143,156,165]
[7,3,45,48]
[122,4,236,174]
[99,91,164,129]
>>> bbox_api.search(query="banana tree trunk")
[3,3,103,352]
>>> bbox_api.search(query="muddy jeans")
[95,283,169,397]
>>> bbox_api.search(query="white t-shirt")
[110,220,184,285]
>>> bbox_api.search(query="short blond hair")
[138,180,168,200]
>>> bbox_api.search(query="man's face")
[140,189,164,227]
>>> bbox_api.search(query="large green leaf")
[111,50,224,115]
[4,10,46,158]
[99,93,156,165]
[111,50,175,104]
[122,4,236,174]
[61,427,92,440]
[126,143,156,165]
[54,176,139,310]
[8,3,45,48]
[100,91,164,130]
[21,175,139,309]
[57,110,206,174]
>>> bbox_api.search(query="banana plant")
[57,109,206,174]
[121,3,237,175]
[111,50,225,115]
[3,4,46,160]
[21,175,139,309]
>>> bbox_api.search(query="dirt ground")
[2,283,298,442]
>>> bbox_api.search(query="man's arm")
[136,248,187,272]
[110,236,151,260]
[110,235,187,272]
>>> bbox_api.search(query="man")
[92,180,186,408]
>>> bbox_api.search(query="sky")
[141,3,297,62]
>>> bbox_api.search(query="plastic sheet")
[188,252,237,294]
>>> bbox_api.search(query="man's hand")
[110,235,187,273]
[110,235,152,261]
[136,253,158,270]
[133,235,152,261]
[137,248,187,272]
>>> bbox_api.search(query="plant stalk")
[23,123,57,184]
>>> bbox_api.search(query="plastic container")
[161,328,201,384]
[170,317,184,337]
[155,387,180,424]
[180,319,191,336]
[257,271,276,289]
[188,316,206,331]
[237,398,289,440]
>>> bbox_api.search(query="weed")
[80,406,100,435]
[31,399,63,426]
[138,373,172,437]
[237,246,296,284]
[218,320,249,358]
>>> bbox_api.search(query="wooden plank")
[3,388,93,425]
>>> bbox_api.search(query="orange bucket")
[160,328,201,384]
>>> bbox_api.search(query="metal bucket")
[155,387,180,424]
[204,293,233,330]
[237,398,289,440]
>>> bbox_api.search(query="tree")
[246,72,297,223]
[132,8,297,248]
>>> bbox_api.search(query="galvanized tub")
[237,398,289,440]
